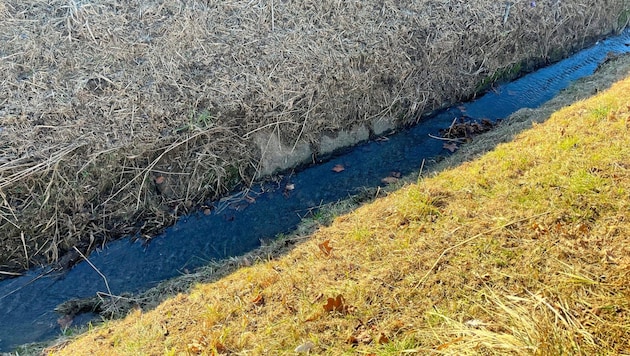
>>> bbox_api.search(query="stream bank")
[2,31,630,353]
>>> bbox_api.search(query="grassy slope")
[50,69,630,355]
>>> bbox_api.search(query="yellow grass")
[49,72,630,355]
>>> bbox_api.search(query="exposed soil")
[1,0,628,278]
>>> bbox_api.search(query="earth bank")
[0,0,628,276]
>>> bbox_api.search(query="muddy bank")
[0,1,628,276]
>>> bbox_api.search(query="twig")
[270,0,275,31]
[446,117,458,137]
[428,134,466,143]
[417,158,426,182]
[20,232,28,268]
[503,1,513,25]
[73,246,112,297]
[414,211,551,289]
[242,120,299,139]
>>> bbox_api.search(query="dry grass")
[47,56,630,355]
[0,0,627,276]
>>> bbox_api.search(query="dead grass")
[0,0,627,276]
[47,54,630,355]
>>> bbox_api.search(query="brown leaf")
[318,240,333,256]
[443,142,458,152]
[244,195,256,204]
[332,164,345,173]
[155,176,165,184]
[378,333,390,344]
[323,294,350,314]
[57,315,73,330]
[251,294,264,306]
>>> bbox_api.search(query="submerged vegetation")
[47,57,630,355]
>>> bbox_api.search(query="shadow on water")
[1,31,629,351]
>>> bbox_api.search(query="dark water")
[1,31,629,351]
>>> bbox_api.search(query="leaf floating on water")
[57,315,73,331]
[443,142,458,152]
[203,208,212,215]
[244,195,256,204]
[294,341,315,353]
[285,183,295,191]
[381,176,399,185]
[332,164,345,173]
[318,240,333,256]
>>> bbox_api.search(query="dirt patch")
[0,0,628,277]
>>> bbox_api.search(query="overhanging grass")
[48,70,630,354]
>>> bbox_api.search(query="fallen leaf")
[381,176,399,185]
[155,176,165,184]
[285,183,295,191]
[332,164,345,173]
[443,142,458,152]
[244,195,256,204]
[318,240,333,256]
[251,294,264,306]
[203,208,212,215]
[378,333,390,344]
[323,294,351,314]
[294,341,315,353]
[346,335,359,345]
[57,315,73,330]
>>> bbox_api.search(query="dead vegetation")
[0,0,627,276]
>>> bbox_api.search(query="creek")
[1,31,629,352]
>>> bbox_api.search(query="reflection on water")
[1,30,629,351]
